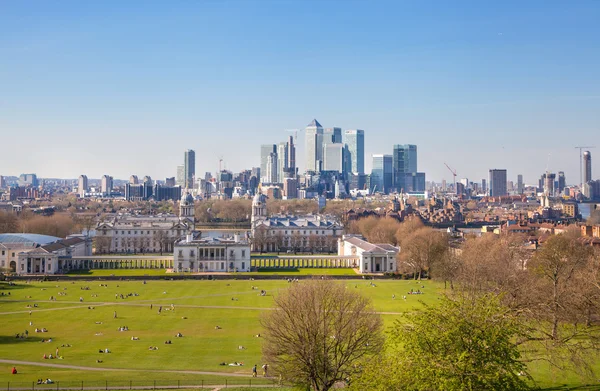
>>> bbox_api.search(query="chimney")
[186,233,193,243]
[234,233,240,243]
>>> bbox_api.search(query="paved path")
[0,359,252,377]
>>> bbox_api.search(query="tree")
[252,226,268,253]
[0,211,18,233]
[261,280,384,391]
[587,209,600,225]
[398,227,448,280]
[351,294,532,391]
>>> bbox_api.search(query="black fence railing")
[3,378,286,391]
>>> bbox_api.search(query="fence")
[2,378,286,391]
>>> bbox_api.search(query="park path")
[0,359,252,377]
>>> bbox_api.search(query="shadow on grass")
[0,335,47,345]
[0,283,28,291]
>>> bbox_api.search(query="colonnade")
[251,256,359,269]
[67,256,174,270]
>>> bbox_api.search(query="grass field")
[65,268,359,277]
[0,279,597,390]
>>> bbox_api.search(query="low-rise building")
[173,233,251,272]
[338,235,399,274]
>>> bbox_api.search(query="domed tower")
[251,193,267,224]
[179,192,195,221]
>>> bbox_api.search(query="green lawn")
[0,280,596,389]
[66,269,169,276]
[246,268,358,276]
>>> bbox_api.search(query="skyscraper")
[184,149,195,189]
[558,172,565,194]
[517,174,524,194]
[584,151,592,184]
[489,169,507,197]
[323,127,342,144]
[277,141,288,183]
[305,119,323,172]
[286,135,296,177]
[176,165,184,187]
[371,154,393,194]
[101,175,113,196]
[78,175,88,198]
[130,175,139,185]
[323,144,345,173]
[344,129,365,175]
[392,144,417,191]
[260,144,277,182]
[266,152,278,183]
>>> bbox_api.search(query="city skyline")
[1,1,599,182]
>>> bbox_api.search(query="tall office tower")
[143,176,153,185]
[323,127,342,144]
[481,179,487,194]
[544,173,556,196]
[101,175,113,195]
[184,149,195,189]
[558,172,566,194]
[371,154,393,194]
[460,178,469,188]
[266,152,278,183]
[488,169,508,197]
[78,175,88,197]
[286,135,296,177]
[129,175,139,185]
[260,144,277,182]
[584,151,592,184]
[392,144,417,191]
[344,129,365,174]
[0,175,4,189]
[517,174,524,194]
[176,165,185,187]
[305,119,323,172]
[277,141,289,183]
[441,179,447,191]
[323,143,345,173]
[165,177,176,187]
[18,174,38,187]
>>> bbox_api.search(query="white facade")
[338,235,398,274]
[173,235,251,272]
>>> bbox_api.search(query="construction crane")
[444,163,457,193]
[575,146,596,189]
[284,129,302,142]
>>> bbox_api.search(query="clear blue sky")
[1,0,599,185]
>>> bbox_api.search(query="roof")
[307,119,322,127]
[344,236,399,254]
[0,233,61,246]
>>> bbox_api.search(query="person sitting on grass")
[11,367,17,374]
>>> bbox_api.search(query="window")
[134,231,138,234]
[128,231,131,234]
[364,262,368,270]
[48,264,52,270]
[390,262,394,270]
[147,231,150,234]
[190,250,195,257]
[178,250,183,257]
[242,250,246,257]
[241,262,245,269]
[122,231,125,235]
[1,250,4,255]
[221,262,224,270]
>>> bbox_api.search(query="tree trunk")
[551,276,559,340]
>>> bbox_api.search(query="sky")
[1,0,599,186]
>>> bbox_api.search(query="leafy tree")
[351,294,531,391]
[262,280,384,391]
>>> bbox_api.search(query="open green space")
[66,269,169,276]
[0,280,597,389]
[247,268,357,276]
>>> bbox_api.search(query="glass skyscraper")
[344,129,365,175]
[371,154,393,194]
[392,144,417,191]
[260,144,276,183]
[305,119,323,172]
[184,149,195,189]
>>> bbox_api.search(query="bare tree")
[262,280,384,391]
[398,227,448,280]
[252,226,268,253]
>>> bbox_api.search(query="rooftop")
[0,233,61,246]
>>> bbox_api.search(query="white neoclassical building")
[95,193,195,254]
[173,233,251,273]
[250,193,343,253]
[338,235,399,274]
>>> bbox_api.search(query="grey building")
[323,127,342,144]
[517,174,524,194]
[176,165,184,187]
[286,135,296,177]
[305,119,324,172]
[371,154,393,194]
[184,149,195,189]
[277,141,288,183]
[344,129,365,175]
[584,151,592,184]
[392,144,417,192]
[323,144,345,173]
[18,174,38,187]
[78,175,88,198]
[489,169,508,197]
[101,175,113,196]
[260,144,277,182]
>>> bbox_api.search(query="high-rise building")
[584,151,592,184]
[558,172,565,194]
[544,173,556,196]
[489,169,507,197]
[101,175,113,196]
[283,178,298,199]
[371,154,393,194]
[517,174,524,194]
[78,175,88,197]
[176,165,185,187]
[129,175,139,185]
[323,127,342,144]
[481,179,487,194]
[286,135,296,177]
[0,175,5,189]
[277,141,288,183]
[344,129,365,175]
[305,119,323,172]
[266,152,278,183]
[165,177,176,187]
[260,144,277,182]
[18,174,38,187]
[323,144,345,173]
[392,144,417,192]
[184,149,195,189]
